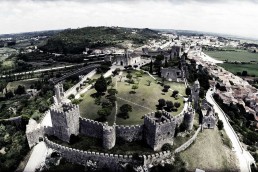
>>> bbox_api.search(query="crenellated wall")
[44,137,173,170]
[116,124,143,142]
[174,126,201,153]
[142,150,172,166]
[44,137,134,171]
[79,117,104,138]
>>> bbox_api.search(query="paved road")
[206,89,255,172]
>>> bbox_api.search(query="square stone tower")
[50,103,80,142]
[144,111,176,151]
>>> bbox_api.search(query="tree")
[163,85,170,92]
[217,120,224,130]
[5,91,14,99]
[174,102,181,108]
[171,90,179,97]
[107,89,118,95]
[161,143,173,151]
[14,85,25,95]
[107,95,116,105]
[68,94,75,100]
[97,108,111,118]
[158,99,166,108]
[242,70,248,76]
[126,73,133,80]
[147,80,152,86]
[119,104,132,118]
[199,87,205,99]
[149,60,153,74]
[164,59,168,67]
[185,87,191,96]
[95,75,107,94]
[131,85,138,93]
[166,101,174,111]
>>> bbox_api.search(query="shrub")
[68,94,75,100]
[217,120,224,130]
[161,143,173,151]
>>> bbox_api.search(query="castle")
[26,83,197,151]
[25,61,218,170]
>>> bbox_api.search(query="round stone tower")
[183,104,195,130]
[103,123,116,150]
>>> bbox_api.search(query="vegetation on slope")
[40,27,161,54]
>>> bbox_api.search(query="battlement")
[79,117,105,127]
[116,124,143,130]
[44,137,135,169]
[51,103,78,112]
[142,150,172,166]
[144,111,176,127]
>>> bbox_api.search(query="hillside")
[40,27,161,54]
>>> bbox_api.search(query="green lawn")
[79,71,186,125]
[204,50,258,62]
[219,63,258,76]
[79,88,116,125]
[180,128,238,171]
[115,71,185,125]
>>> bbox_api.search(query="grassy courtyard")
[204,49,258,62]
[79,88,116,125]
[79,70,186,125]
[115,71,185,125]
[180,128,239,171]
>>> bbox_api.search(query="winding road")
[206,89,255,172]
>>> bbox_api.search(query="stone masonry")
[50,103,80,142]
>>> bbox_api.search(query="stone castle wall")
[116,124,143,142]
[44,137,173,170]
[44,137,134,171]
[143,150,172,167]
[174,126,201,153]
[79,117,104,138]
[26,126,44,148]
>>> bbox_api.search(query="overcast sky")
[0,0,258,39]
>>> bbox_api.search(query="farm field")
[204,50,258,62]
[219,63,258,76]
[180,128,239,171]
